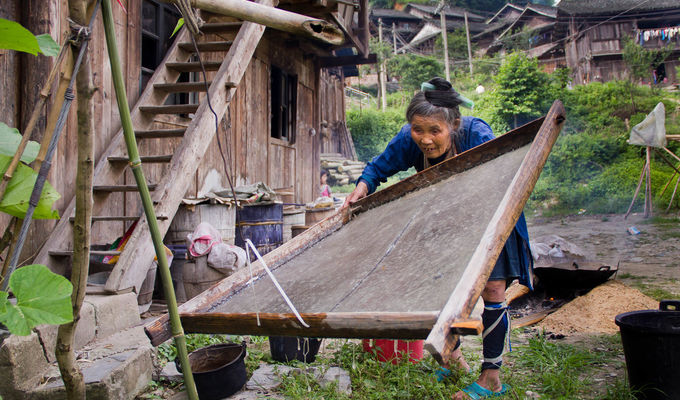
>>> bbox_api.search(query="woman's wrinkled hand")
[341,181,369,209]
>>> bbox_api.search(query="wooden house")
[558,0,680,85]
[370,8,423,49]
[477,3,563,72]
[1,0,371,294]
[398,4,487,55]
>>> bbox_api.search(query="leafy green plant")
[0,264,73,335]
[346,108,404,162]
[387,54,444,92]
[0,18,59,56]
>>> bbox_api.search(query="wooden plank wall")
[319,71,349,158]
[0,0,142,259]
[189,30,324,205]
[2,4,345,255]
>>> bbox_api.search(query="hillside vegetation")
[347,52,680,216]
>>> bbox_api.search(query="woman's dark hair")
[320,169,328,178]
[406,77,462,133]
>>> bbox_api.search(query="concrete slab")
[27,326,155,400]
[0,332,50,396]
[34,301,96,363]
[85,293,140,340]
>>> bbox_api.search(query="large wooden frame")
[146,101,565,364]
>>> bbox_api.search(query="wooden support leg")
[625,163,647,219]
[645,147,652,218]
[667,174,680,213]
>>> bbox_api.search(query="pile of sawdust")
[537,280,658,335]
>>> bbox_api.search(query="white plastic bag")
[207,243,247,274]
[187,222,221,257]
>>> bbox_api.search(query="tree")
[435,28,474,66]
[622,36,673,110]
[388,54,444,92]
[478,52,550,132]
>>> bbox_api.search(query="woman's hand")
[341,181,369,209]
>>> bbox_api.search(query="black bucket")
[269,336,322,363]
[615,300,680,400]
[175,341,247,400]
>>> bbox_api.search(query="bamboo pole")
[100,2,198,399]
[181,0,344,45]
[645,146,652,218]
[55,2,98,397]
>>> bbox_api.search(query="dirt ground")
[527,212,680,300]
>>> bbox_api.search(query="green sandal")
[461,382,509,399]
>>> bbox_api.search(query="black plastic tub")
[615,300,680,400]
[176,341,247,400]
[269,336,322,363]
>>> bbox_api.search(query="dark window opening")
[140,0,189,105]
[271,66,297,143]
[637,18,680,30]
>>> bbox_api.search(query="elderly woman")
[343,77,532,399]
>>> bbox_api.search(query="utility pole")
[392,22,397,54]
[464,11,473,77]
[438,3,450,81]
[378,18,387,111]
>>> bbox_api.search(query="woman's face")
[410,114,456,159]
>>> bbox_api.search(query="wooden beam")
[450,319,483,335]
[424,100,566,365]
[105,3,273,295]
[187,0,345,45]
[177,311,439,338]
[318,53,377,68]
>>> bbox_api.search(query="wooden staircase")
[35,8,272,294]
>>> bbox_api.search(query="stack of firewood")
[321,153,366,186]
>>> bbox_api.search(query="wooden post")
[440,8,450,82]
[378,18,387,112]
[359,0,369,57]
[464,11,473,77]
[392,22,397,54]
[645,146,652,218]
[186,0,344,45]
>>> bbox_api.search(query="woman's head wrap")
[420,77,474,109]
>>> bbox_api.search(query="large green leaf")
[0,155,60,219]
[0,122,40,163]
[0,18,41,55]
[0,265,73,336]
[35,34,60,57]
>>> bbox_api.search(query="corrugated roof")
[558,0,680,15]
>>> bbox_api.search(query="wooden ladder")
[34,13,270,294]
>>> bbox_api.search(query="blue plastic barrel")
[235,203,283,257]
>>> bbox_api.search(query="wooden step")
[200,22,243,33]
[68,215,168,223]
[93,184,157,192]
[108,155,173,163]
[135,128,186,139]
[178,41,233,52]
[165,61,222,72]
[49,250,121,257]
[139,104,199,114]
[154,81,212,93]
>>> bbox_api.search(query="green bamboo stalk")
[100,1,198,399]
